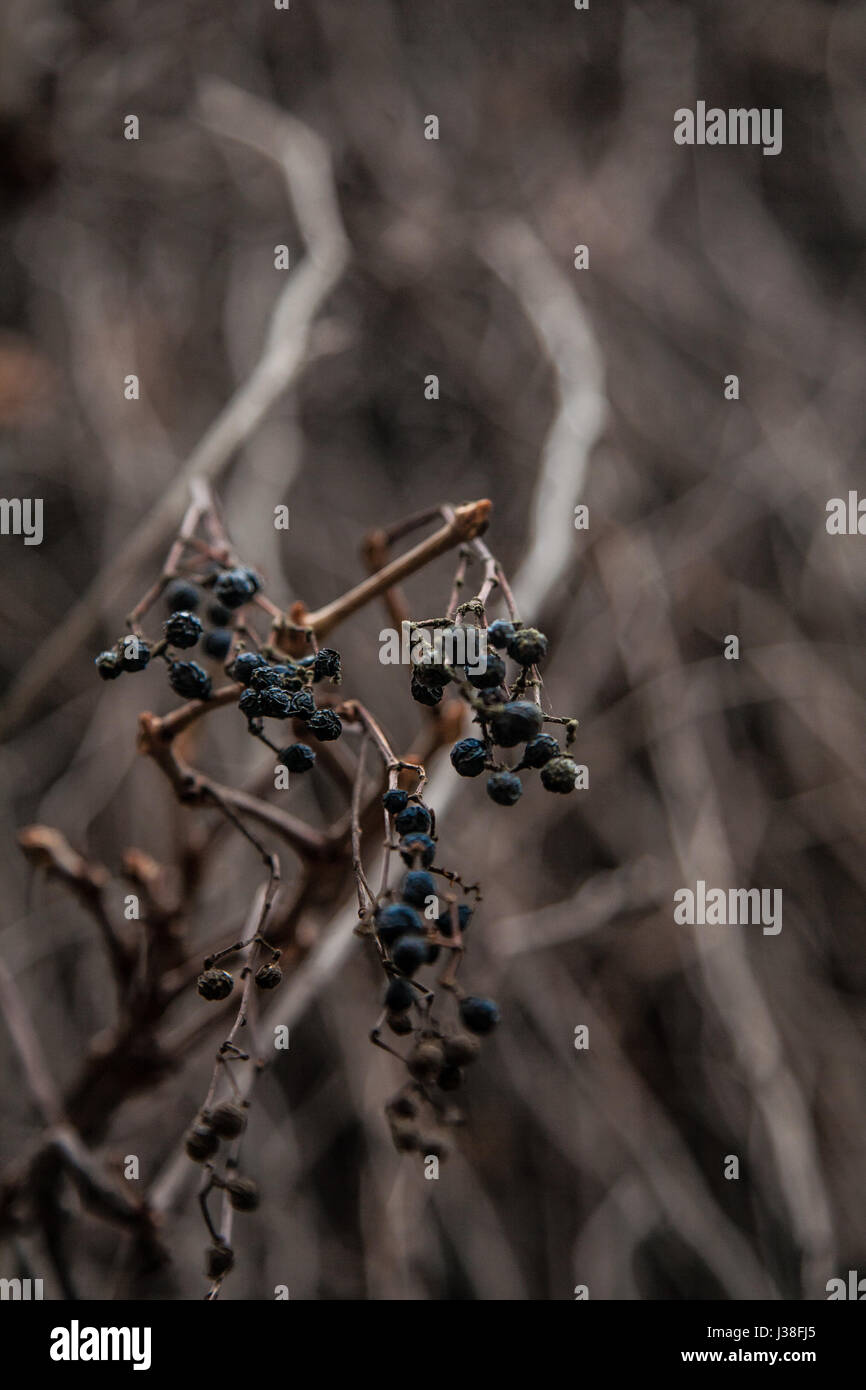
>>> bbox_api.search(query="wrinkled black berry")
[410,674,443,706]
[394,804,431,837]
[231,651,265,684]
[487,620,516,650]
[95,650,122,680]
[383,788,409,815]
[522,733,560,768]
[120,637,150,672]
[255,963,282,990]
[487,771,523,806]
[490,700,544,747]
[288,689,315,720]
[238,686,263,718]
[197,968,233,1001]
[459,995,500,1034]
[307,709,342,741]
[507,627,548,667]
[250,663,282,691]
[540,755,578,793]
[450,737,487,777]
[312,647,341,683]
[164,610,203,649]
[169,661,211,701]
[214,568,257,610]
[467,652,507,690]
[278,742,315,773]
[259,686,291,718]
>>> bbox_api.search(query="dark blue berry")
[238,686,263,718]
[399,833,436,868]
[169,661,211,700]
[410,674,443,706]
[207,601,231,627]
[120,637,150,672]
[507,627,548,666]
[231,651,265,683]
[467,652,507,689]
[486,771,523,805]
[164,610,203,649]
[307,709,342,741]
[394,804,432,837]
[522,734,560,768]
[165,579,200,612]
[540,756,578,793]
[437,902,473,936]
[259,686,291,718]
[385,977,416,1013]
[250,663,282,691]
[278,742,315,773]
[413,651,453,687]
[312,648,341,683]
[95,650,122,680]
[204,627,233,660]
[288,689,315,719]
[487,620,515,650]
[391,934,428,976]
[374,902,423,946]
[490,701,544,747]
[382,788,409,815]
[214,568,257,610]
[450,738,487,777]
[401,870,435,908]
[459,995,500,1034]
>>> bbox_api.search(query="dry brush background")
[0,0,865,1300]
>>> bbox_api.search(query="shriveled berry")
[401,870,436,908]
[204,627,233,660]
[205,1243,234,1278]
[375,903,423,946]
[487,771,523,806]
[238,686,263,718]
[442,1031,481,1066]
[312,648,341,683]
[213,568,257,610]
[207,1102,246,1139]
[95,650,122,680]
[391,934,429,977]
[185,1123,220,1162]
[385,977,416,1013]
[408,1039,445,1081]
[490,700,543,747]
[437,902,473,936]
[288,689,315,719]
[399,833,436,868]
[459,995,500,1034]
[231,651,265,683]
[197,968,234,1001]
[278,742,315,773]
[250,663,282,690]
[507,626,548,666]
[169,661,211,701]
[164,610,203,649]
[487,619,515,650]
[540,756,578,793]
[307,709,342,741]
[467,652,507,689]
[165,579,200,612]
[387,1011,413,1036]
[259,686,291,719]
[383,788,409,814]
[450,738,487,777]
[413,650,453,687]
[226,1177,260,1212]
[255,963,282,989]
[394,804,431,837]
[523,733,560,768]
[410,674,443,706]
[120,637,150,672]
